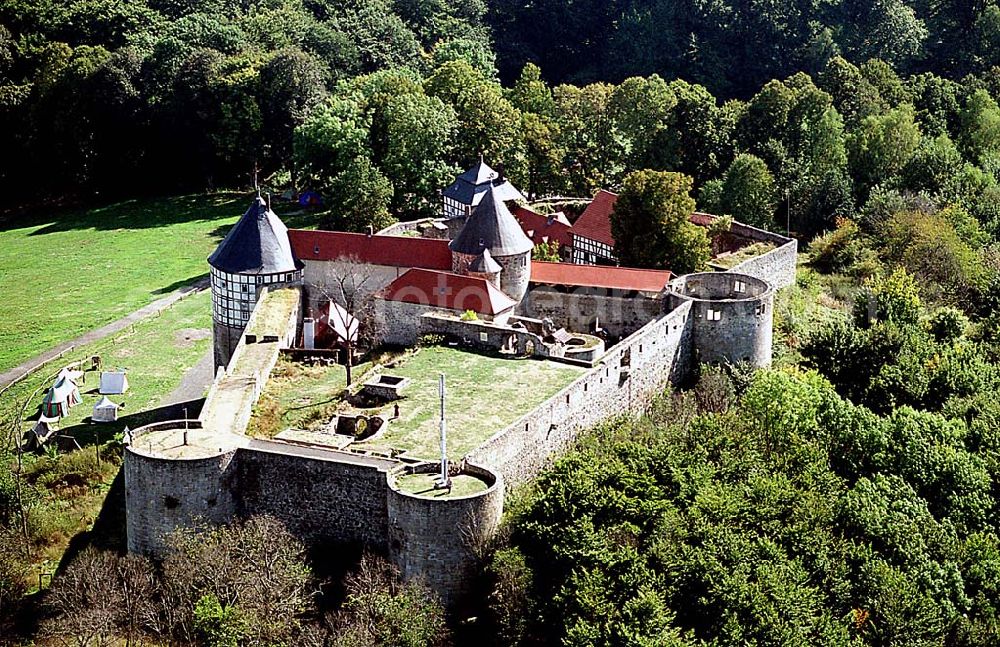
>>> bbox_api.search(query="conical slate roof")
[457,157,500,185]
[450,185,534,257]
[468,248,502,274]
[208,197,301,275]
[442,158,526,207]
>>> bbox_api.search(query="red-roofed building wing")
[531,261,671,293]
[288,230,453,270]
[513,205,574,254]
[380,269,518,316]
[571,190,618,265]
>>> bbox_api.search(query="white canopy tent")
[92,397,119,423]
[99,370,129,395]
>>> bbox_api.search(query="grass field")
[353,346,584,460]
[396,472,489,498]
[1,290,213,448]
[247,356,372,437]
[0,193,313,374]
[0,289,213,584]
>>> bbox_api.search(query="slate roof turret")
[449,185,534,257]
[468,248,502,274]
[442,157,526,207]
[208,197,301,274]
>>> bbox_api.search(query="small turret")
[466,249,503,289]
[441,156,526,222]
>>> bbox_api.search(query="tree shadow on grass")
[151,273,210,295]
[1,193,246,235]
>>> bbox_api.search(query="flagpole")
[438,373,449,487]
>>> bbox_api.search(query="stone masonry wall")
[235,441,395,550]
[465,302,693,487]
[669,273,774,368]
[724,221,798,289]
[519,286,666,339]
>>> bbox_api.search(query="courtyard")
[251,344,584,461]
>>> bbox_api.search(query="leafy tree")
[382,92,458,216]
[326,157,395,232]
[258,47,330,183]
[847,104,922,197]
[960,89,1000,164]
[532,240,561,261]
[853,267,922,328]
[425,59,523,176]
[717,153,778,228]
[332,554,450,646]
[610,169,709,273]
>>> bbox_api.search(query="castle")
[123,161,797,606]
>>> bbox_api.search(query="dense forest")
[7,1,1000,645]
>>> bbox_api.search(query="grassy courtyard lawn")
[0,193,313,374]
[354,346,584,461]
[0,289,213,583]
[248,356,372,438]
[1,290,213,448]
[395,472,489,498]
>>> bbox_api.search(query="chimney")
[367,224,374,237]
[496,163,505,182]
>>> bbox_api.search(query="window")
[707,308,722,321]
[734,280,746,293]
[479,332,488,342]
[756,304,767,316]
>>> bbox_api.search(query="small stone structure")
[362,374,411,401]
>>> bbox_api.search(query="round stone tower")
[668,272,774,367]
[208,196,302,370]
[450,185,533,301]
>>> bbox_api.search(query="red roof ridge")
[379,268,517,315]
[287,229,452,270]
[531,261,672,292]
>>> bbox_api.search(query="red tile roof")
[287,230,453,270]
[379,269,517,315]
[531,261,672,293]
[572,190,618,247]
[513,205,574,250]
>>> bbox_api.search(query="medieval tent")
[92,397,119,423]
[99,370,129,395]
[29,415,59,448]
[42,376,81,418]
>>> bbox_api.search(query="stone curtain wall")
[235,441,396,550]
[386,463,504,608]
[519,286,666,338]
[465,302,693,487]
[726,221,798,289]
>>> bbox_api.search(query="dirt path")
[0,277,210,391]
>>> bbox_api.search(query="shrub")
[460,309,479,321]
[928,307,970,342]
[853,268,922,328]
